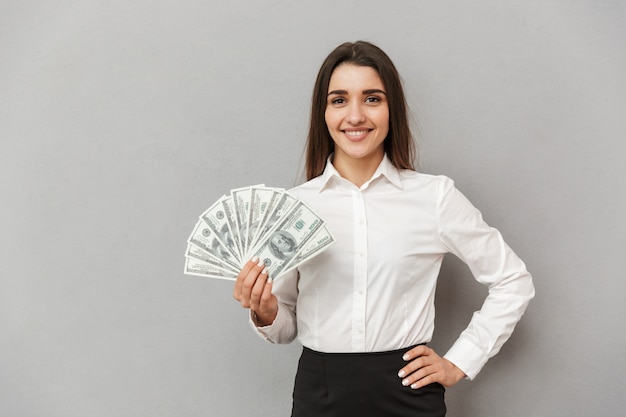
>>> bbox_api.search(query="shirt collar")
[317,153,404,192]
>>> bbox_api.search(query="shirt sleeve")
[248,268,299,344]
[435,177,535,380]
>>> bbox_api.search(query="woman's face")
[325,64,389,168]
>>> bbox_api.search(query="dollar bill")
[184,257,238,281]
[247,190,297,258]
[185,244,239,274]
[248,187,284,253]
[199,195,241,262]
[219,195,243,261]
[231,185,257,257]
[187,219,240,271]
[282,224,334,275]
[184,185,335,282]
[249,200,324,279]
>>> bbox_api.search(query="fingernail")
[266,277,273,284]
[402,379,410,386]
[398,370,406,378]
[251,256,259,263]
[261,268,268,276]
[402,354,410,361]
[410,383,418,389]
[257,259,265,267]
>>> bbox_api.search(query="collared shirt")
[251,155,534,379]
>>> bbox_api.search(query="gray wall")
[2,1,624,416]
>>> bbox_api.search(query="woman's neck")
[333,152,384,188]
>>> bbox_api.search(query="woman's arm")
[399,178,534,387]
[233,257,299,344]
[233,256,278,325]
[437,177,535,379]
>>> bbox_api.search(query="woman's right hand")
[233,256,278,326]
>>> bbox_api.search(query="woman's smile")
[343,128,372,141]
[325,63,389,170]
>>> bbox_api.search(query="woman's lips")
[343,129,371,142]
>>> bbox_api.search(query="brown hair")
[305,41,416,180]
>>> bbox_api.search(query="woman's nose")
[346,103,366,125]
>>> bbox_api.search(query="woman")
[233,41,534,417]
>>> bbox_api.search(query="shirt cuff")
[247,305,287,343]
[443,337,490,380]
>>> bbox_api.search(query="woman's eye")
[331,97,346,105]
[365,96,381,103]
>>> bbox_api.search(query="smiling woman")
[324,64,389,186]
[232,40,535,417]
[305,41,416,182]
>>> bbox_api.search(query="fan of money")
[184,185,335,281]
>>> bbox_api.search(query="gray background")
[1,1,625,416]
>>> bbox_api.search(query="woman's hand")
[233,256,278,326]
[397,345,466,389]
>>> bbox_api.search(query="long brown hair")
[305,41,416,180]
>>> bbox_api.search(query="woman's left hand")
[397,345,466,389]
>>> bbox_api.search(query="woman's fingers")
[260,277,274,304]
[397,346,465,389]
[253,279,279,326]
[233,256,266,306]
[397,346,431,380]
[233,258,256,300]
[233,257,277,326]
[249,267,270,311]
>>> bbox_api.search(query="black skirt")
[292,346,446,417]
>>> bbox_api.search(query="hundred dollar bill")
[184,257,238,281]
[183,184,335,283]
[247,190,297,258]
[249,201,324,279]
[282,224,335,275]
[220,195,243,261]
[185,244,239,274]
[199,195,241,263]
[231,185,258,257]
[248,186,285,252]
[187,219,240,271]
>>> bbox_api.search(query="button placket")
[351,189,368,351]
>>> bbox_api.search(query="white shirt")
[251,155,534,379]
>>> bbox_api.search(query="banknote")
[282,224,334,275]
[184,257,238,281]
[184,185,335,282]
[187,219,240,271]
[247,191,297,256]
[231,185,256,256]
[219,196,242,260]
[185,244,239,274]
[248,200,325,279]
[199,195,240,261]
[247,187,283,255]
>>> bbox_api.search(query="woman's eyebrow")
[327,89,386,96]
[363,89,386,95]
